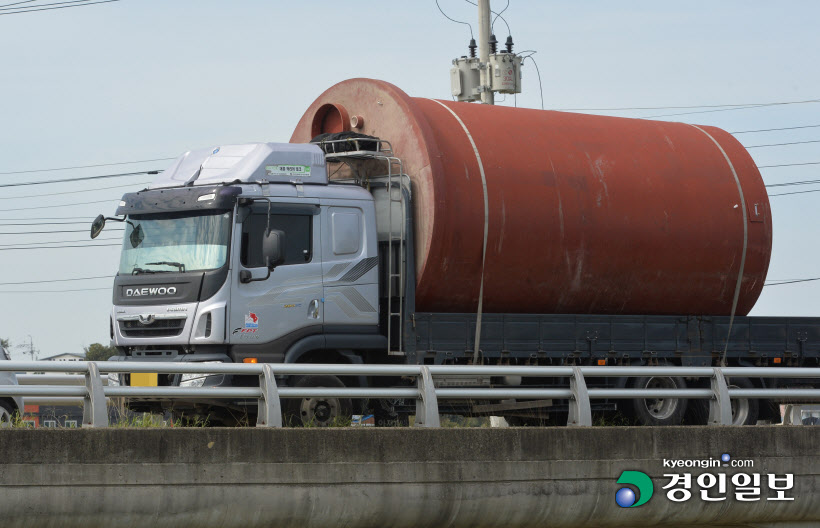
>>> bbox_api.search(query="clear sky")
[1,1,819,359]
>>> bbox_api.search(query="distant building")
[23,353,86,427]
[23,404,81,428]
[40,353,85,362]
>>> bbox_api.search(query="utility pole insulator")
[448,0,525,104]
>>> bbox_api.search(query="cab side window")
[241,213,312,267]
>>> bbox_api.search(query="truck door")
[229,203,323,351]
[321,205,379,328]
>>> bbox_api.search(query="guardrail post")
[568,367,592,426]
[256,364,282,428]
[82,362,108,428]
[414,366,440,427]
[782,405,803,426]
[708,368,733,425]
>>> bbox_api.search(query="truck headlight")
[179,361,223,387]
[107,372,121,387]
[180,374,208,388]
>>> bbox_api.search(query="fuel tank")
[291,78,772,315]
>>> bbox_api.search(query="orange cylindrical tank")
[291,79,772,316]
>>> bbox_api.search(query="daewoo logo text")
[125,286,178,297]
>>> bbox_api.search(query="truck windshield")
[119,210,232,275]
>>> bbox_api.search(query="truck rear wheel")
[629,376,687,426]
[727,377,759,425]
[284,375,352,427]
[684,377,759,425]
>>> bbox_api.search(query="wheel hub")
[300,397,340,426]
[642,376,678,421]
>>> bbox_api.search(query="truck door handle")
[308,299,320,319]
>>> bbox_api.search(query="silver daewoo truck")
[95,140,413,425]
[92,80,820,427]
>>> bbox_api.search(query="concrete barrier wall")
[0,427,817,528]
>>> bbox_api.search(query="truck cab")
[97,141,406,424]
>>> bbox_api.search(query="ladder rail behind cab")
[314,137,414,357]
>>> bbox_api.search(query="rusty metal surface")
[291,78,772,316]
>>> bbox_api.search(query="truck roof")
[150,143,328,189]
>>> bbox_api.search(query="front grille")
[120,318,186,338]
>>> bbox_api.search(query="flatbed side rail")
[2,361,820,428]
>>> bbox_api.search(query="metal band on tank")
[689,124,748,364]
[428,99,490,364]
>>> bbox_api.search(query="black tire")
[283,375,352,427]
[0,400,15,427]
[727,377,759,426]
[373,399,409,427]
[629,376,687,426]
[684,377,759,426]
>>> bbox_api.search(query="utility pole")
[26,334,36,361]
[477,0,494,105]
[449,0,520,104]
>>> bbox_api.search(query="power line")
[462,0,510,36]
[0,0,120,15]
[0,0,37,7]
[0,181,151,200]
[524,55,543,111]
[765,179,820,188]
[0,287,110,293]
[0,237,121,247]
[0,217,91,221]
[490,0,508,35]
[0,157,173,176]
[0,274,112,286]
[554,99,820,112]
[435,0,473,38]
[745,139,820,149]
[0,228,123,235]
[757,162,820,169]
[0,198,119,212]
[731,124,820,135]
[764,277,820,286]
[0,216,103,221]
[0,170,158,188]
[0,0,93,11]
[0,243,122,251]
[768,188,820,198]
[0,221,110,226]
[641,98,820,119]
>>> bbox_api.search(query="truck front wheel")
[0,400,15,427]
[629,376,687,426]
[284,375,352,427]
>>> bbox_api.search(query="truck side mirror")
[90,214,106,239]
[262,229,285,269]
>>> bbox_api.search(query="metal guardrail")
[17,374,108,406]
[2,361,820,428]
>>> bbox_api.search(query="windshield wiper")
[146,261,186,272]
[131,267,157,275]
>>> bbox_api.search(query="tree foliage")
[84,343,117,362]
